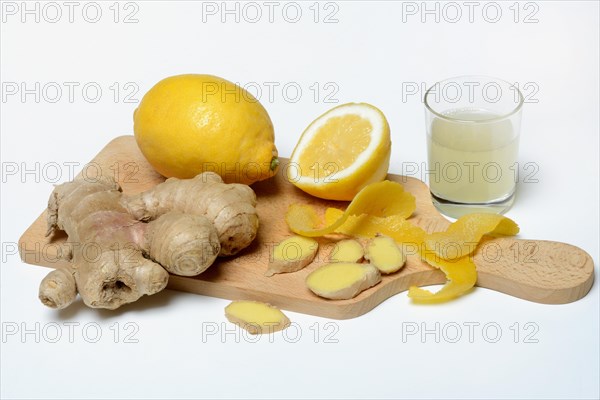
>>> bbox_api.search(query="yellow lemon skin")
[289,103,391,201]
[134,74,278,185]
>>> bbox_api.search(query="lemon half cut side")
[288,103,391,201]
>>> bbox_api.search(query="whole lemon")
[134,74,278,184]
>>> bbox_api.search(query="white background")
[1,1,598,399]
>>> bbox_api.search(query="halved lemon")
[288,103,391,200]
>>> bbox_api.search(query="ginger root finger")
[75,250,169,310]
[365,235,406,274]
[330,239,364,263]
[39,268,77,309]
[306,263,381,300]
[143,211,220,276]
[266,236,318,277]
[124,172,258,256]
[225,301,290,335]
[46,176,122,237]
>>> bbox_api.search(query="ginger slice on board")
[329,239,364,263]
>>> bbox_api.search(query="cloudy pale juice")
[427,109,519,204]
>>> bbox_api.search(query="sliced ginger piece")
[266,235,318,277]
[330,239,364,263]
[225,300,290,335]
[365,235,406,274]
[306,263,381,300]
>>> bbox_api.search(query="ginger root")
[266,236,318,277]
[225,300,290,334]
[330,239,364,263]
[39,268,77,309]
[306,263,381,300]
[365,235,406,274]
[125,172,258,256]
[39,172,258,310]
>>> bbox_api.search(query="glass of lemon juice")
[424,76,524,218]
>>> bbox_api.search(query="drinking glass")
[424,75,524,218]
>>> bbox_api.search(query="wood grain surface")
[18,136,595,318]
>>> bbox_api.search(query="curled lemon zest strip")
[325,209,426,244]
[424,213,519,260]
[285,180,416,237]
[408,253,477,302]
[408,214,518,302]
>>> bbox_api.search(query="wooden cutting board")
[19,136,595,318]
